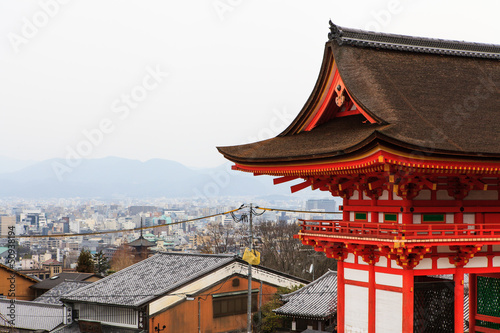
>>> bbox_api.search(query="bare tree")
[197,222,237,254]
[256,220,336,280]
[110,244,135,272]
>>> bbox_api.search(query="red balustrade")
[298,219,500,241]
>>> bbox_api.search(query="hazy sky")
[1,0,499,168]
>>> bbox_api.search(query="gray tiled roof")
[0,299,66,331]
[328,21,500,59]
[62,252,236,307]
[275,270,337,320]
[35,280,91,304]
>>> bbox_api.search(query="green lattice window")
[422,214,445,223]
[476,276,500,330]
[354,212,367,221]
[384,213,397,222]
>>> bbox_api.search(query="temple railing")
[298,219,500,241]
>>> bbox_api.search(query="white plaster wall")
[345,253,355,264]
[398,213,402,224]
[464,213,475,224]
[413,214,421,224]
[345,285,368,333]
[375,256,387,268]
[350,212,355,221]
[379,190,389,200]
[367,213,371,223]
[436,190,454,200]
[493,245,500,252]
[394,193,403,200]
[345,268,369,282]
[492,256,500,267]
[464,190,498,200]
[375,272,402,287]
[351,190,360,200]
[379,212,384,222]
[414,190,431,200]
[466,256,488,268]
[344,253,355,264]
[437,257,455,269]
[414,258,432,270]
[446,214,454,224]
[376,290,402,333]
[363,192,370,200]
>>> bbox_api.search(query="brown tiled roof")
[217,23,500,164]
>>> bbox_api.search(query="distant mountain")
[0,157,303,199]
[0,156,35,173]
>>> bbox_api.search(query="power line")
[255,206,342,214]
[0,207,245,239]
[0,206,341,239]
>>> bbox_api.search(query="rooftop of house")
[42,258,62,266]
[274,270,337,320]
[0,299,66,331]
[34,280,91,304]
[0,263,40,284]
[62,252,237,307]
[31,272,100,290]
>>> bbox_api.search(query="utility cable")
[255,206,341,214]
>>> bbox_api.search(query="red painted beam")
[273,175,300,185]
[475,325,500,333]
[290,180,311,193]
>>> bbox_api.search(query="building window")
[213,293,257,318]
[422,214,445,223]
[354,212,367,221]
[384,213,398,222]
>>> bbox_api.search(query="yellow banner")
[242,248,260,265]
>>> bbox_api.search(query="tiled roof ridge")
[157,252,237,258]
[328,21,500,59]
[281,269,336,301]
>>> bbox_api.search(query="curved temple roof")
[217,22,500,169]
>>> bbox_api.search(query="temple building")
[218,22,500,333]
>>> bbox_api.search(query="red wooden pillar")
[343,198,349,222]
[371,197,378,223]
[337,259,345,333]
[402,268,414,333]
[469,273,477,333]
[454,267,464,333]
[369,263,376,333]
[402,199,413,224]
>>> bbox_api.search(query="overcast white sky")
[1,0,499,168]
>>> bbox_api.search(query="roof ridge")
[328,21,500,59]
[281,270,336,299]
